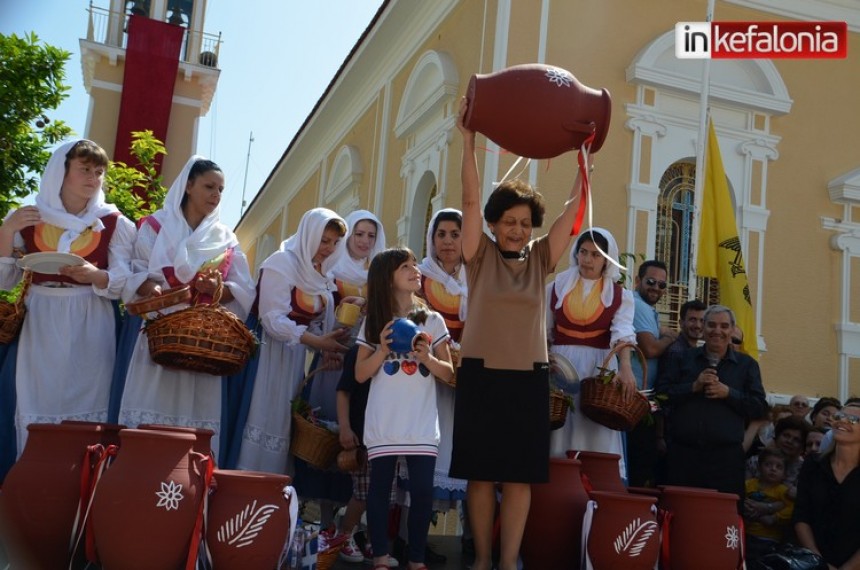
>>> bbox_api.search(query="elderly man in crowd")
[789,394,811,419]
[656,304,768,500]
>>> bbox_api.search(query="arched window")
[422,184,438,258]
[126,0,151,17]
[656,161,718,323]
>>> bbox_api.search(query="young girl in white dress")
[355,247,453,570]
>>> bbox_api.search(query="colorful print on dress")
[382,353,431,378]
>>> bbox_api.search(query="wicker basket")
[444,344,460,387]
[317,542,344,570]
[549,389,570,430]
[291,411,341,470]
[144,279,256,376]
[579,342,650,431]
[290,367,342,470]
[0,271,31,345]
[125,284,192,316]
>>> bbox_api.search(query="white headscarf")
[553,227,622,309]
[262,207,347,333]
[331,209,387,287]
[418,208,468,320]
[34,139,119,253]
[147,155,238,283]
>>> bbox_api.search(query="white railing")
[86,3,221,67]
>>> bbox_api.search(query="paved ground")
[330,535,470,570]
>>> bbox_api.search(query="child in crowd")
[335,345,399,567]
[744,448,794,561]
[355,248,453,570]
[805,427,827,458]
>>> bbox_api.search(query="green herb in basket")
[0,279,27,304]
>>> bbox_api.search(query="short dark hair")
[637,259,667,279]
[574,229,609,254]
[774,415,810,442]
[65,140,109,171]
[679,299,707,319]
[810,397,841,422]
[483,179,545,227]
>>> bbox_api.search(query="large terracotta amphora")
[206,469,298,569]
[138,423,217,464]
[521,458,589,569]
[464,63,612,159]
[584,491,660,569]
[0,422,105,569]
[60,419,127,448]
[660,487,743,570]
[566,449,627,493]
[90,428,210,570]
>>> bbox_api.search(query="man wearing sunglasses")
[628,260,677,487]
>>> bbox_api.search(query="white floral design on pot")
[155,480,184,511]
[613,518,658,557]
[545,67,573,88]
[216,500,280,548]
[725,525,740,549]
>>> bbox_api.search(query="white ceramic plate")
[17,252,86,274]
[550,352,580,395]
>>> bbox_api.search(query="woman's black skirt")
[449,357,550,483]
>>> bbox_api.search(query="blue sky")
[0,1,382,228]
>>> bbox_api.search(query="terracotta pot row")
[0,422,296,570]
[519,452,744,569]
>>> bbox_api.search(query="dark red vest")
[21,213,120,285]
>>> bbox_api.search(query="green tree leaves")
[0,32,73,219]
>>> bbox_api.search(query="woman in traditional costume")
[0,139,135,459]
[546,227,636,473]
[118,156,255,456]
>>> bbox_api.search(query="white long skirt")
[549,343,626,479]
[118,328,223,456]
[433,381,467,503]
[15,285,116,453]
[235,331,307,474]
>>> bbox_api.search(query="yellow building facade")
[237,0,860,401]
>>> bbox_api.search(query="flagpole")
[687,0,716,301]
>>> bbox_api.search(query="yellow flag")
[697,120,759,360]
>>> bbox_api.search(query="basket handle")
[13,270,32,316]
[194,270,224,306]
[599,341,649,390]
